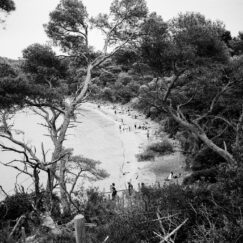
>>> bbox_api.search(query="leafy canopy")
[21,43,69,105]
[0,0,15,13]
[45,0,89,54]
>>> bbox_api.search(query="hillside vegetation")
[0,0,243,242]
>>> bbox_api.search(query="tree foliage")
[45,0,89,55]
[21,43,69,106]
[0,0,150,216]
[0,59,31,109]
[0,0,15,13]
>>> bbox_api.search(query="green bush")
[101,87,114,102]
[191,147,225,171]
[90,165,243,242]
[183,167,218,184]
[0,193,33,221]
[85,188,115,225]
[136,139,174,161]
[136,150,155,161]
[147,140,174,155]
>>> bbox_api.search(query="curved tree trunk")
[59,158,70,216]
[169,108,237,166]
[46,64,93,212]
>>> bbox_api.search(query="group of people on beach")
[119,122,150,134]
[110,172,182,201]
[98,103,151,139]
[110,181,134,200]
[118,118,150,140]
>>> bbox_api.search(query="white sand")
[77,102,160,191]
[0,101,184,199]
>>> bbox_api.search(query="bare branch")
[167,107,237,165]
[0,161,32,177]
[155,218,188,243]
[209,115,236,131]
[0,185,9,197]
[196,81,233,123]
[163,70,185,102]
[69,168,83,194]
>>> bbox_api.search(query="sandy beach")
[74,102,185,191]
[0,101,184,199]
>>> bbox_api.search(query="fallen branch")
[158,218,188,243]
[9,214,26,239]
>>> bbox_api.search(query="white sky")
[0,0,242,59]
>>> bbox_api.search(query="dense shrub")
[136,139,174,161]
[85,188,115,225]
[1,165,242,242]
[95,210,157,243]
[162,117,180,137]
[147,140,174,155]
[100,87,114,102]
[191,147,225,171]
[136,149,155,161]
[90,165,243,242]
[183,167,218,184]
[0,193,33,221]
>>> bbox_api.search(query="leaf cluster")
[45,0,89,54]
[0,0,15,13]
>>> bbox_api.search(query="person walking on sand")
[128,182,133,196]
[147,129,150,140]
[141,182,149,211]
[111,183,117,200]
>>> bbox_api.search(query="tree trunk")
[59,158,70,216]
[48,64,93,190]
[33,165,41,210]
[46,64,93,211]
[169,109,237,166]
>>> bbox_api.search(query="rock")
[26,235,36,243]
[41,212,56,230]
[41,212,62,235]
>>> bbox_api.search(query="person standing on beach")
[111,183,117,200]
[147,129,150,140]
[128,182,133,196]
[141,182,149,211]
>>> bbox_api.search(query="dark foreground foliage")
[83,165,243,242]
[0,164,242,242]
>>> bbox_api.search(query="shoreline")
[82,101,185,190]
[0,101,185,199]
